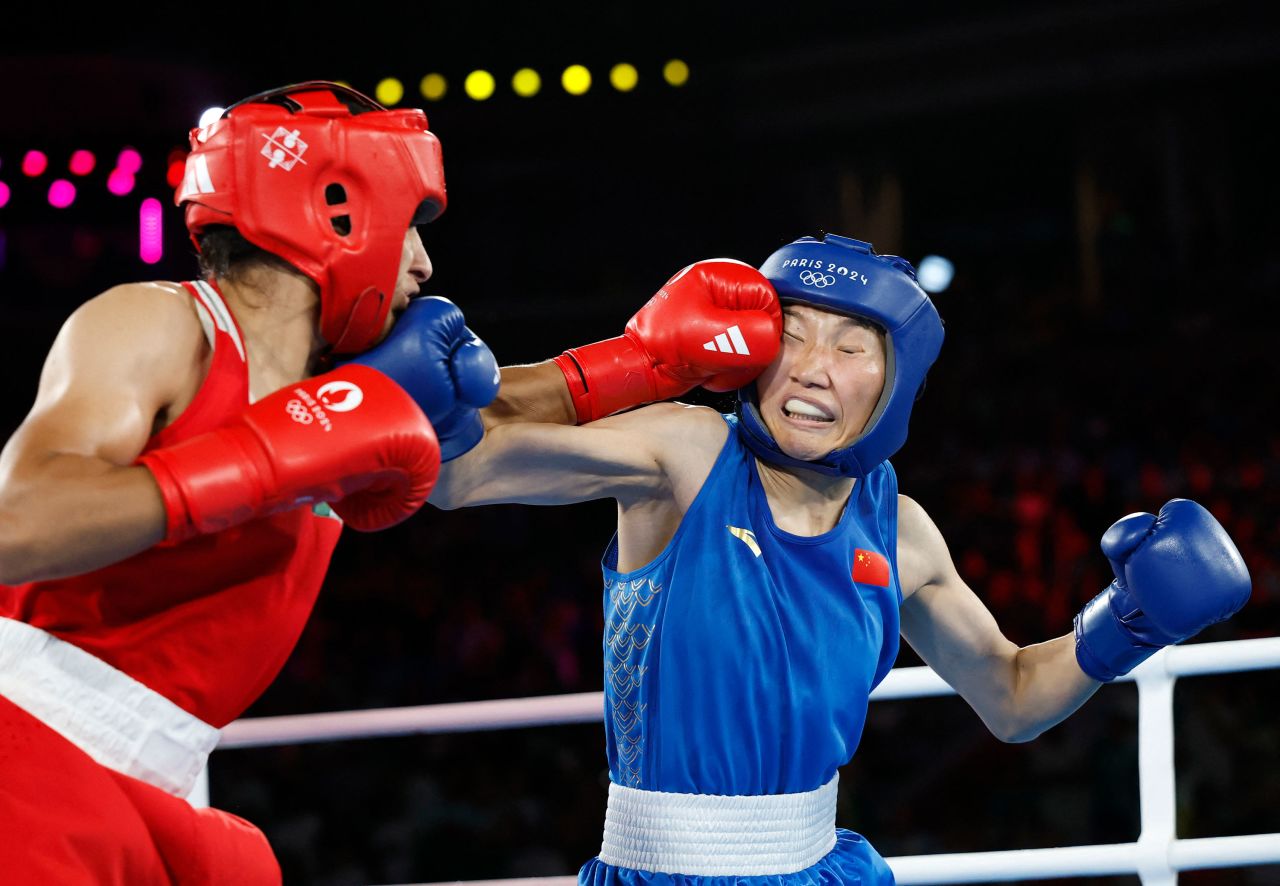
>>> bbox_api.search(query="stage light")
[140,198,163,264]
[562,65,591,96]
[917,255,955,293]
[48,180,76,208]
[420,73,447,101]
[610,63,638,92]
[376,78,404,106]
[465,70,496,101]
[512,68,541,98]
[0,181,10,209]
[69,150,96,176]
[198,107,224,129]
[663,59,690,87]
[23,151,48,177]
[117,149,142,175]
[108,169,136,196]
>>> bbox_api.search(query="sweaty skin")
[434,302,1100,743]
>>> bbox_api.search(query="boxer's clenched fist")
[553,260,782,423]
[347,296,500,462]
[139,364,440,539]
[1074,499,1251,681]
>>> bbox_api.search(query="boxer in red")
[0,82,493,884]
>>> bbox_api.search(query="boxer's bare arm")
[0,284,205,584]
[483,363,576,428]
[896,494,1099,743]
[431,402,725,512]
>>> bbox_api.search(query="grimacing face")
[754,303,887,464]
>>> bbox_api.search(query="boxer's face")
[754,304,886,463]
[379,227,433,340]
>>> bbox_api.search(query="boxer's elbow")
[973,705,1036,744]
[996,718,1048,744]
[0,509,40,584]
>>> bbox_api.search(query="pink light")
[117,148,143,175]
[107,169,136,196]
[0,181,10,208]
[23,150,48,177]
[140,198,164,264]
[48,179,76,208]
[69,150,96,176]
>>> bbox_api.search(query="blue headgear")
[736,234,944,478]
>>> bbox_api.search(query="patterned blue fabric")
[582,414,901,885]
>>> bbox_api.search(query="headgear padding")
[737,234,944,477]
[178,81,447,354]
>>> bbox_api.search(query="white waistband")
[599,774,839,876]
[0,617,220,797]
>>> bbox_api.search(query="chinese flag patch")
[852,548,890,587]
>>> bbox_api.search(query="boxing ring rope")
[211,637,1280,884]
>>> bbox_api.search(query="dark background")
[2,2,1277,883]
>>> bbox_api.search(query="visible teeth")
[784,398,831,420]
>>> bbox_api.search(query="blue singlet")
[579,414,901,885]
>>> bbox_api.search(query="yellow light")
[375,78,405,106]
[610,63,638,92]
[512,68,541,98]
[465,70,496,101]
[420,73,447,101]
[562,64,592,96]
[334,80,351,89]
[663,59,690,87]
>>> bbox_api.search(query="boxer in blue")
[425,234,1251,883]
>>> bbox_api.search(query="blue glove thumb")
[1100,511,1157,586]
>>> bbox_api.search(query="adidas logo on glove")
[703,325,751,355]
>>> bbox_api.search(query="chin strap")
[732,392,867,478]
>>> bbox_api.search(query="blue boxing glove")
[347,297,500,461]
[1074,499,1251,682]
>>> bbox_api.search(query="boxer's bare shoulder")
[635,402,728,510]
[54,282,207,386]
[8,281,209,468]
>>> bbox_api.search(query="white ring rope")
[212,637,1280,884]
[218,638,1280,749]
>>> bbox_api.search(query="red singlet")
[0,279,343,728]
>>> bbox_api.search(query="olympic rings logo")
[800,270,836,288]
[286,399,314,424]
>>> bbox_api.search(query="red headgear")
[177,81,447,353]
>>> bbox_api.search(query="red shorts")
[0,696,280,885]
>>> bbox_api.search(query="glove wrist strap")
[1073,583,1162,682]
[553,336,656,424]
[138,430,269,543]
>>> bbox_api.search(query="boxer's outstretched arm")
[0,285,201,583]
[483,363,577,429]
[475,259,780,432]
[896,494,1099,743]
[431,402,707,510]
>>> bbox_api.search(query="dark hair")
[195,226,295,282]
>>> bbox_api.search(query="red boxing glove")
[553,260,782,423]
[139,364,440,540]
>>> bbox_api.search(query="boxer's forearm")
[482,362,576,429]
[0,455,166,584]
[999,634,1100,742]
